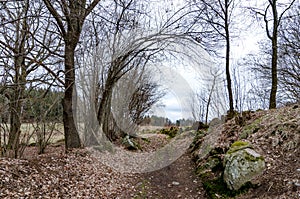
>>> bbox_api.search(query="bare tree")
[0,0,61,157]
[190,68,224,124]
[121,67,165,126]
[250,0,296,109]
[82,0,191,140]
[74,0,212,143]
[187,0,239,117]
[42,0,101,149]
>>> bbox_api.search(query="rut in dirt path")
[122,152,206,199]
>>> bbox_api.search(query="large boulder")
[223,141,265,190]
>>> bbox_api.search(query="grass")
[0,122,64,146]
[133,180,150,199]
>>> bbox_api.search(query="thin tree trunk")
[8,99,22,158]
[7,41,27,158]
[7,64,26,157]
[224,0,234,117]
[269,2,279,109]
[269,38,278,109]
[205,76,216,125]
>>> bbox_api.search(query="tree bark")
[97,77,115,141]
[8,98,22,158]
[43,0,102,150]
[63,42,81,149]
[7,57,26,158]
[269,36,278,109]
[269,2,279,109]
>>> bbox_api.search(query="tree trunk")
[7,71,25,157]
[7,49,27,158]
[42,0,102,150]
[7,99,22,158]
[205,76,216,125]
[63,43,81,149]
[269,2,279,109]
[269,38,278,109]
[97,81,115,141]
[224,0,234,117]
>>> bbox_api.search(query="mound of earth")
[191,104,300,198]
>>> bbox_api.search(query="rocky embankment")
[190,104,300,198]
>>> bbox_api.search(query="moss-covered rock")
[223,141,265,190]
[196,156,221,176]
[122,135,141,150]
[239,117,262,139]
[226,140,251,154]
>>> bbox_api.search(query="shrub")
[159,126,179,138]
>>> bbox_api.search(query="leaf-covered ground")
[0,134,204,198]
[1,104,299,198]
[0,147,137,198]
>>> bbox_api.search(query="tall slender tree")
[252,0,296,109]
[188,0,238,117]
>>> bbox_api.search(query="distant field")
[0,124,177,146]
[0,123,64,145]
[138,125,164,133]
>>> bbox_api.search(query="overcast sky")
[148,0,273,122]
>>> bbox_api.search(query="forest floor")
[1,104,299,198]
[0,133,205,199]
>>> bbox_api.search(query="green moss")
[189,130,207,152]
[133,180,150,199]
[244,150,265,162]
[240,117,262,139]
[227,141,251,154]
[244,154,264,162]
[231,141,249,147]
[141,137,150,143]
[196,157,222,176]
[202,176,254,199]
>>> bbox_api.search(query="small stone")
[296,168,300,172]
[172,181,180,186]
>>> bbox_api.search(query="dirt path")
[122,152,206,198]
[0,132,206,198]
